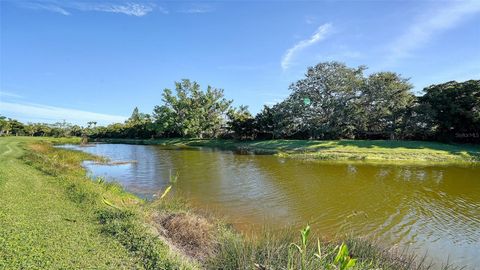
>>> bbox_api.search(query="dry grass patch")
[28,143,49,153]
[153,212,217,262]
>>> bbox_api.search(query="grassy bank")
[1,136,458,269]
[98,138,480,163]
[0,137,198,269]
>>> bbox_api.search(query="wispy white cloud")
[281,23,332,71]
[17,1,70,15]
[0,101,127,125]
[315,48,364,62]
[14,1,161,17]
[180,6,214,14]
[386,0,480,65]
[76,2,157,16]
[0,91,23,99]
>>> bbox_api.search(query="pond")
[59,143,480,268]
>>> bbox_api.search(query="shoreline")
[95,137,480,164]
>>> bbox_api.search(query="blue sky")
[1,0,479,125]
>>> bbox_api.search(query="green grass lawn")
[0,137,197,269]
[0,137,141,269]
[98,138,480,163]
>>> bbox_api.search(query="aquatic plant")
[288,225,356,270]
[289,225,311,270]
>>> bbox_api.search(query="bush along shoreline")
[0,137,462,269]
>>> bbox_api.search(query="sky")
[1,0,479,125]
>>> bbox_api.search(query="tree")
[153,79,232,138]
[281,62,365,139]
[419,80,480,141]
[255,106,276,139]
[69,125,83,137]
[124,107,154,138]
[152,105,177,137]
[359,72,415,139]
[0,116,9,135]
[227,105,255,140]
[6,118,25,136]
[128,107,142,124]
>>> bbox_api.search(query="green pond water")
[61,143,480,269]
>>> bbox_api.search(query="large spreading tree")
[153,79,232,138]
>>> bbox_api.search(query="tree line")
[0,118,84,137]
[2,62,479,143]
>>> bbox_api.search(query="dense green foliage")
[418,80,480,142]
[2,62,479,142]
[227,105,256,140]
[268,63,415,140]
[153,79,232,138]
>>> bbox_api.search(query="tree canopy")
[419,80,480,141]
[152,79,232,138]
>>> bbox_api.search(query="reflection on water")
[59,143,480,268]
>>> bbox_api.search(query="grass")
[0,137,139,269]
[0,136,464,269]
[208,226,443,270]
[0,136,198,269]
[97,138,480,164]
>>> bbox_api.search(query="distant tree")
[100,123,126,138]
[49,121,73,137]
[121,107,153,138]
[128,107,142,124]
[227,105,255,140]
[419,80,480,141]
[7,118,25,136]
[0,116,9,135]
[23,124,35,136]
[254,105,277,139]
[69,125,83,137]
